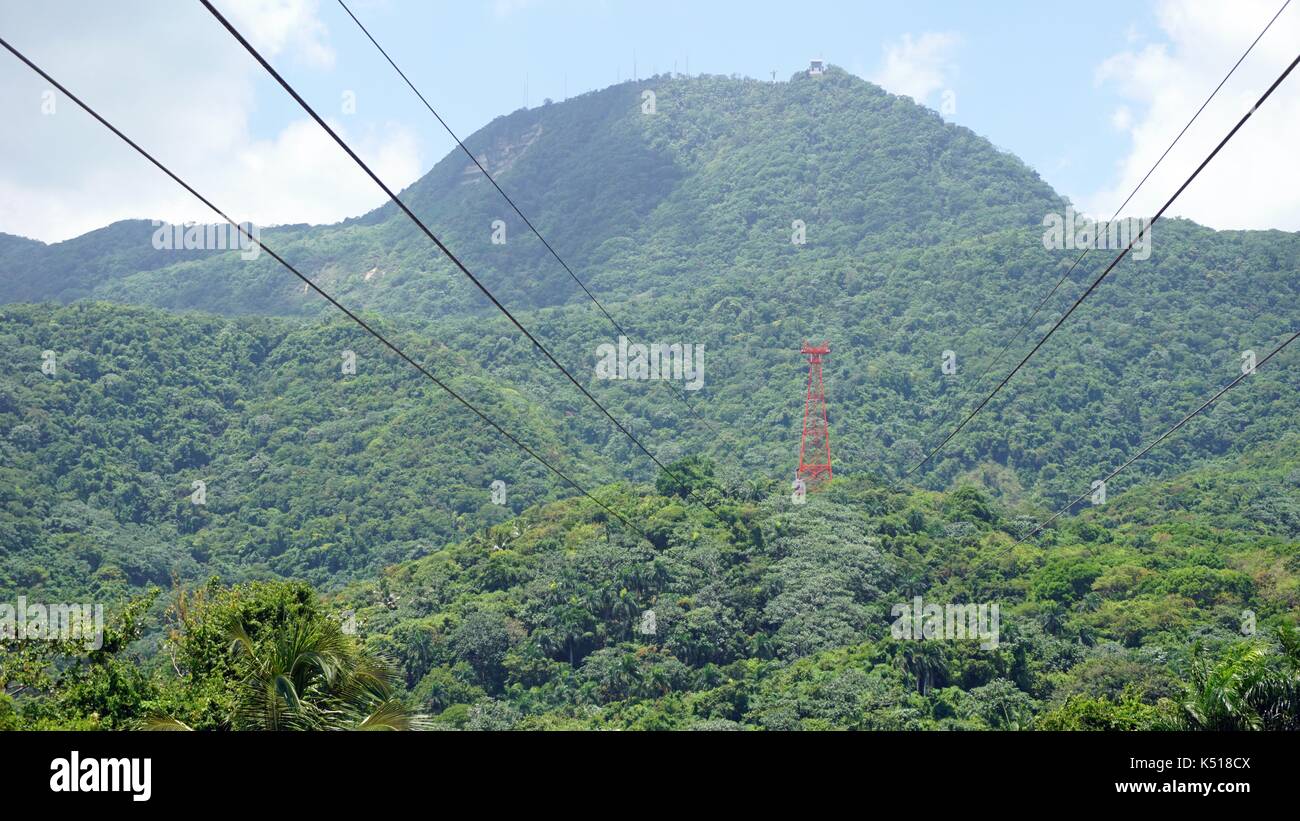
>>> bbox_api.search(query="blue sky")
[288,0,1156,203]
[1,0,1297,240]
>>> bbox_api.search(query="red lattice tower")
[797,341,832,490]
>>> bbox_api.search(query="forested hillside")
[4,443,1298,730]
[2,68,1295,504]
[0,66,1296,731]
[0,302,620,600]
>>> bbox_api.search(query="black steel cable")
[0,34,652,543]
[975,329,1299,571]
[903,49,1300,481]
[201,0,730,520]
[333,0,744,460]
[902,0,1291,487]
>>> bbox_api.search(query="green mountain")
[0,301,613,599]
[3,67,1295,506]
[1,67,1296,731]
[1,68,1064,314]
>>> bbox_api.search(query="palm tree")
[750,632,776,660]
[611,589,640,636]
[1268,627,1300,729]
[1037,602,1066,636]
[607,653,640,700]
[895,642,947,696]
[639,664,672,699]
[1180,641,1270,731]
[227,619,427,731]
[542,603,595,667]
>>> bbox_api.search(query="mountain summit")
[2,66,1063,316]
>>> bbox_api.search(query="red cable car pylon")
[797,341,832,490]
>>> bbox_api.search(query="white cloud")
[0,0,421,242]
[227,119,422,227]
[222,0,336,69]
[871,31,961,105]
[1081,0,1300,230]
